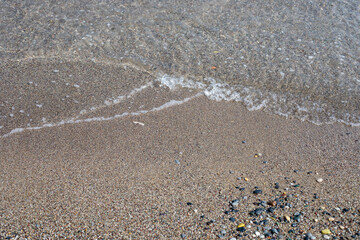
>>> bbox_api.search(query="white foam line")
[78,81,153,116]
[1,93,202,138]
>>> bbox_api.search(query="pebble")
[305,232,316,240]
[317,178,323,183]
[253,189,263,195]
[230,238,237,240]
[181,233,186,238]
[252,208,265,216]
[236,227,246,232]
[254,153,262,158]
[175,160,180,164]
[231,200,240,207]
[321,229,331,235]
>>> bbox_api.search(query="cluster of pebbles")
[184,177,360,240]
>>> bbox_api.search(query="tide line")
[1,92,203,138]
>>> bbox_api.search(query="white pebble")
[53,69,59,73]
[317,178,323,183]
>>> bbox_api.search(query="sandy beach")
[0,61,359,239]
[1,1,359,238]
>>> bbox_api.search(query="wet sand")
[0,63,359,239]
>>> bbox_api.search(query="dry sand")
[0,63,359,239]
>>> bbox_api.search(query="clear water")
[1,0,359,133]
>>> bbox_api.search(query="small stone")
[321,229,331,235]
[284,215,291,222]
[254,208,265,216]
[244,177,249,181]
[328,217,335,221]
[231,200,240,207]
[181,233,186,238]
[186,202,193,206]
[255,231,261,236]
[323,235,330,239]
[342,208,350,213]
[230,238,237,240]
[268,200,277,207]
[305,232,316,240]
[267,207,275,213]
[236,227,246,232]
[229,217,236,222]
[253,189,263,195]
[254,153,262,158]
[175,160,180,164]
[237,223,245,228]
[317,178,323,183]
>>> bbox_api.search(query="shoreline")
[1,89,359,238]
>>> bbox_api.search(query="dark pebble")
[267,207,276,213]
[236,227,246,232]
[253,189,263,195]
[229,217,236,222]
[250,208,265,216]
[186,202,193,206]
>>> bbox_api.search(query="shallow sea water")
[1,0,359,136]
